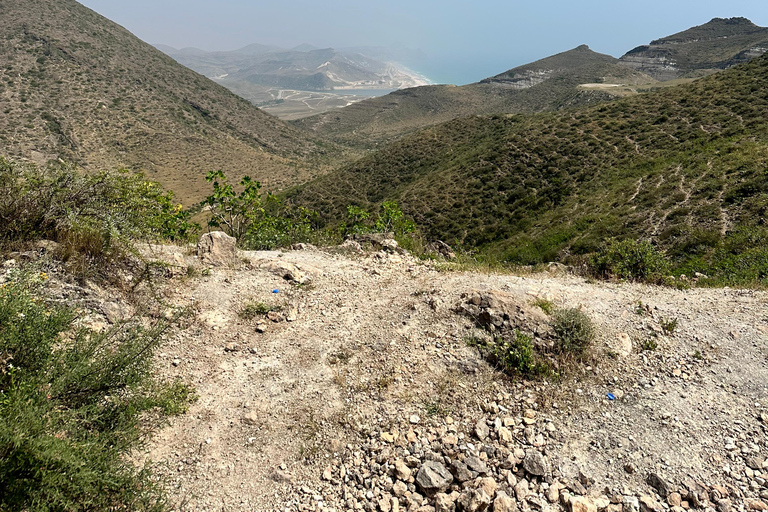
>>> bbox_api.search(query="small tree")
[200,170,262,239]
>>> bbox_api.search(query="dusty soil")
[132,244,768,512]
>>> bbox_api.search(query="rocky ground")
[11,234,767,512]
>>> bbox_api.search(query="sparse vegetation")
[660,316,679,334]
[0,271,194,511]
[239,300,281,320]
[532,298,555,314]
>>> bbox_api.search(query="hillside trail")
[138,243,768,512]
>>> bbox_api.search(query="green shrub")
[551,307,595,355]
[0,271,194,511]
[0,157,198,273]
[589,238,670,283]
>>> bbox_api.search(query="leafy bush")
[0,271,194,511]
[0,157,197,273]
[551,307,595,355]
[202,171,328,250]
[589,238,670,283]
[468,331,550,377]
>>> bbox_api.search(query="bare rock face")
[197,231,237,266]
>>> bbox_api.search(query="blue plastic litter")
[272,289,279,294]
[607,393,616,400]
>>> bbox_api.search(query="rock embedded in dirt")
[570,496,597,512]
[647,472,674,498]
[493,491,517,512]
[416,460,454,496]
[197,231,237,266]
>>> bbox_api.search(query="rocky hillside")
[287,53,768,278]
[0,0,342,204]
[619,17,768,81]
[24,236,766,512]
[293,46,650,149]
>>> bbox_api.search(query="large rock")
[523,450,547,476]
[416,461,454,496]
[458,489,492,512]
[197,231,237,266]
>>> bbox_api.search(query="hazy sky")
[79,0,768,85]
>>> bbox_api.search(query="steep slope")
[293,46,651,149]
[619,17,768,80]
[289,55,768,276]
[0,0,340,204]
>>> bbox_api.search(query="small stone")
[515,478,529,501]
[477,477,498,498]
[639,496,663,512]
[434,493,454,512]
[381,431,397,443]
[379,496,393,512]
[668,493,682,507]
[623,496,640,512]
[494,491,517,512]
[410,414,421,424]
[393,481,408,497]
[498,427,513,444]
[617,333,633,356]
[458,489,492,512]
[465,455,490,476]
[570,497,597,512]
[748,500,768,511]
[197,231,237,266]
[624,464,636,474]
[395,460,412,481]
[322,467,333,481]
[475,419,490,441]
[224,342,238,352]
[451,460,476,482]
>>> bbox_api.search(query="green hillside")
[0,0,342,203]
[293,46,651,149]
[289,55,768,283]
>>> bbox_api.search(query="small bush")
[0,271,194,510]
[551,307,595,355]
[588,238,671,283]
